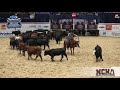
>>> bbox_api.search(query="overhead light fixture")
[115,14,120,18]
[72,12,77,18]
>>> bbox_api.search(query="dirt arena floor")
[0,36,120,78]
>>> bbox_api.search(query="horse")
[64,38,80,55]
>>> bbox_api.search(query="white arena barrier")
[98,23,120,37]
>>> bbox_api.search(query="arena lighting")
[72,12,77,18]
[115,14,120,18]
[72,12,77,30]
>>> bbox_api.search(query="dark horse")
[64,38,80,55]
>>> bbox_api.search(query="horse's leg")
[28,55,30,60]
[70,48,72,55]
[56,39,57,44]
[73,47,74,55]
[23,50,25,56]
[30,55,32,60]
[19,49,21,54]
[13,45,15,50]
[22,50,25,56]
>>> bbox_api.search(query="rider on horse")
[66,30,75,45]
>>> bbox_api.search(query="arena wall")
[98,23,120,37]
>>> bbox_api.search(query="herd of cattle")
[9,30,103,62]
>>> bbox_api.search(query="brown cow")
[18,42,26,56]
[26,46,42,61]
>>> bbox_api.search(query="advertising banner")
[0,23,50,37]
[99,30,113,37]
[51,23,60,29]
[106,24,112,30]
[97,24,106,30]
[88,25,97,30]
[112,25,120,31]
[111,31,120,37]
[61,19,73,29]
[87,22,97,30]
[98,23,120,31]
[6,15,22,28]
[75,24,84,30]
[1,24,6,30]
[98,23,120,37]
[74,19,85,30]
[20,24,50,30]
[99,30,120,37]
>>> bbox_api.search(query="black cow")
[26,38,37,46]
[82,29,86,36]
[37,38,50,50]
[22,33,31,43]
[10,39,19,50]
[55,35,61,44]
[12,30,21,36]
[94,45,103,62]
[44,48,68,61]
[49,31,55,40]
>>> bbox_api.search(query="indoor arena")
[0,12,120,78]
